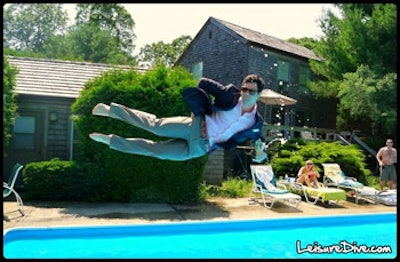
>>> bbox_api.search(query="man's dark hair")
[242,74,265,93]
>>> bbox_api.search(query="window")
[277,60,290,93]
[191,62,203,80]
[11,116,35,149]
[299,66,310,87]
[299,66,310,94]
[277,60,289,82]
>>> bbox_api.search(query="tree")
[40,34,77,61]
[3,4,69,53]
[74,3,136,57]
[3,3,138,65]
[287,37,318,51]
[3,56,19,157]
[310,3,396,96]
[308,3,397,139]
[138,35,192,68]
[68,23,135,64]
[337,65,396,138]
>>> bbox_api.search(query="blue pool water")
[3,212,396,258]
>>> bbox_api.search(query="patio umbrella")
[258,89,297,105]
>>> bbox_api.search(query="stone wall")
[203,148,225,185]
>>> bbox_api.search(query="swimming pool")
[4,212,396,258]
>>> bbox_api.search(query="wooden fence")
[262,124,350,142]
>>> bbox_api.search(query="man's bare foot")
[92,103,110,117]
[89,133,111,145]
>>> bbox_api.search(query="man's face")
[241,82,260,105]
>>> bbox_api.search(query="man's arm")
[197,77,229,94]
[376,148,383,165]
[197,78,239,110]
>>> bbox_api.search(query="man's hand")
[253,139,267,163]
[254,139,265,154]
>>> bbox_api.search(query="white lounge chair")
[289,181,347,205]
[3,163,25,216]
[376,190,397,206]
[249,165,301,209]
[322,163,378,204]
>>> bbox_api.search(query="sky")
[64,3,338,55]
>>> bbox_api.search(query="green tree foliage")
[308,3,396,139]
[3,56,19,157]
[310,3,396,97]
[40,34,77,61]
[287,37,319,51]
[67,23,134,65]
[3,4,69,53]
[71,66,207,203]
[3,3,138,65]
[74,4,136,59]
[138,35,192,68]
[337,65,397,136]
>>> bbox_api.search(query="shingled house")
[176,17,336,130]
[4,56,136,183]
[176,17,337,180]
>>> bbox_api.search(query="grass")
[200,174,384,202]
[200,177,254,199]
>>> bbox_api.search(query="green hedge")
[22,159,101,201]
[22,157,208,204]
[269,138,379,186]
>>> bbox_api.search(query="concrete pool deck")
[3,197,396,231]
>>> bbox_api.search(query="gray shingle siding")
[213,17,322,61]
[176,16,336,184]
[179,21,249,86]
[177,16,334,129]
[8,56,135,98]
[5,57,141,178]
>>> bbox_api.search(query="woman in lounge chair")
[297,160,321,188]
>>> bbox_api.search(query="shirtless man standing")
[376,138,397,190]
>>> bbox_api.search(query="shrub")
[3,56,18,157]
[269,140,374,186]
[204,177,253,198]
[22,159,101,201]
[69,65,207,204]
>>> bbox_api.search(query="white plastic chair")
[3,163,25,216]
[322,163,378,204]
[249,165,301,209]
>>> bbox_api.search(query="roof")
[8,56,143,99]
[211,17,322,61]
